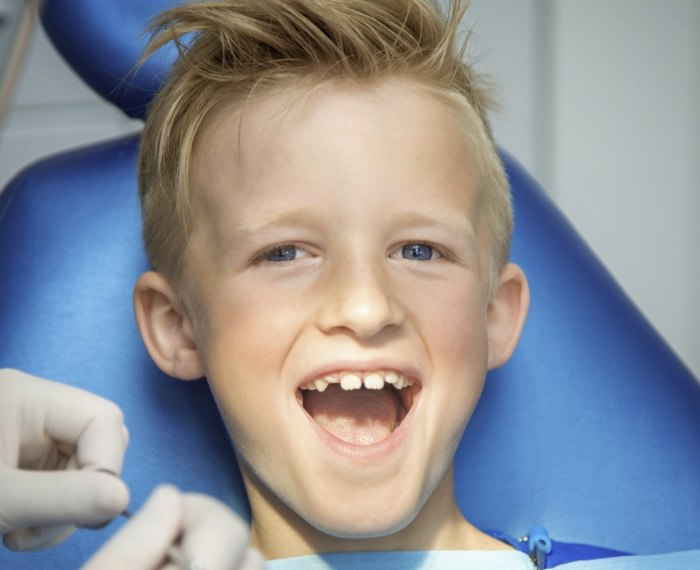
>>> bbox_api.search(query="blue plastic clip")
[528,525,552,569]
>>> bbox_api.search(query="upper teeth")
[300,371,414,392]
[340,373,362,390]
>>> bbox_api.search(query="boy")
[130,0,619,566]
[133,0,529,560]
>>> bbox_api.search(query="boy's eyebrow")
[218,207,478,249]
[226,208,325,241]
[214,208,323,253]
[388,210,478,242]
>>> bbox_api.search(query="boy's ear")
[133,271,204,381]
[486,263,530,370]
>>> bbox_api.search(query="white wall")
[464,0,700,378]
[1,1,698,378]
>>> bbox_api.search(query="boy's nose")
[317,258,404,339]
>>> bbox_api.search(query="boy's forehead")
[191,78,484,224]
[199,80,469,154]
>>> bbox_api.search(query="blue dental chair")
[1,1,698,567]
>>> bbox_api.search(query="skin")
[134,78,529,560]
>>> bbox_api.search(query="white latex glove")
[83,485,264,570]
[0,369,130,551]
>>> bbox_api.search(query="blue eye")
[402,244,434,261]
[265,245,298,262]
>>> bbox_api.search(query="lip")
[295,359,423,462]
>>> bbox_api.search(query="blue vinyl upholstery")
[1,0,698,566]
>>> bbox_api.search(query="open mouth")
[298,371,420,446]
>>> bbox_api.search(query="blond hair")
[138,0,511,288]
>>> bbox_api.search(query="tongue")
[303,384,400,445]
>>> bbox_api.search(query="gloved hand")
[83,485,264,570]
[0,369,130,551]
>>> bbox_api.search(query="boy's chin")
[305,511,417,544]
[296,491,425,542]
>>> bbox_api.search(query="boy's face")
[170,80,515,542]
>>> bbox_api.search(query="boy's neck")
[246,466,512,560]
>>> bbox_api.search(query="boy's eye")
[400,243,437,261]
[263,245,301,262]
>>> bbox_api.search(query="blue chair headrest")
[40,0,181,119]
